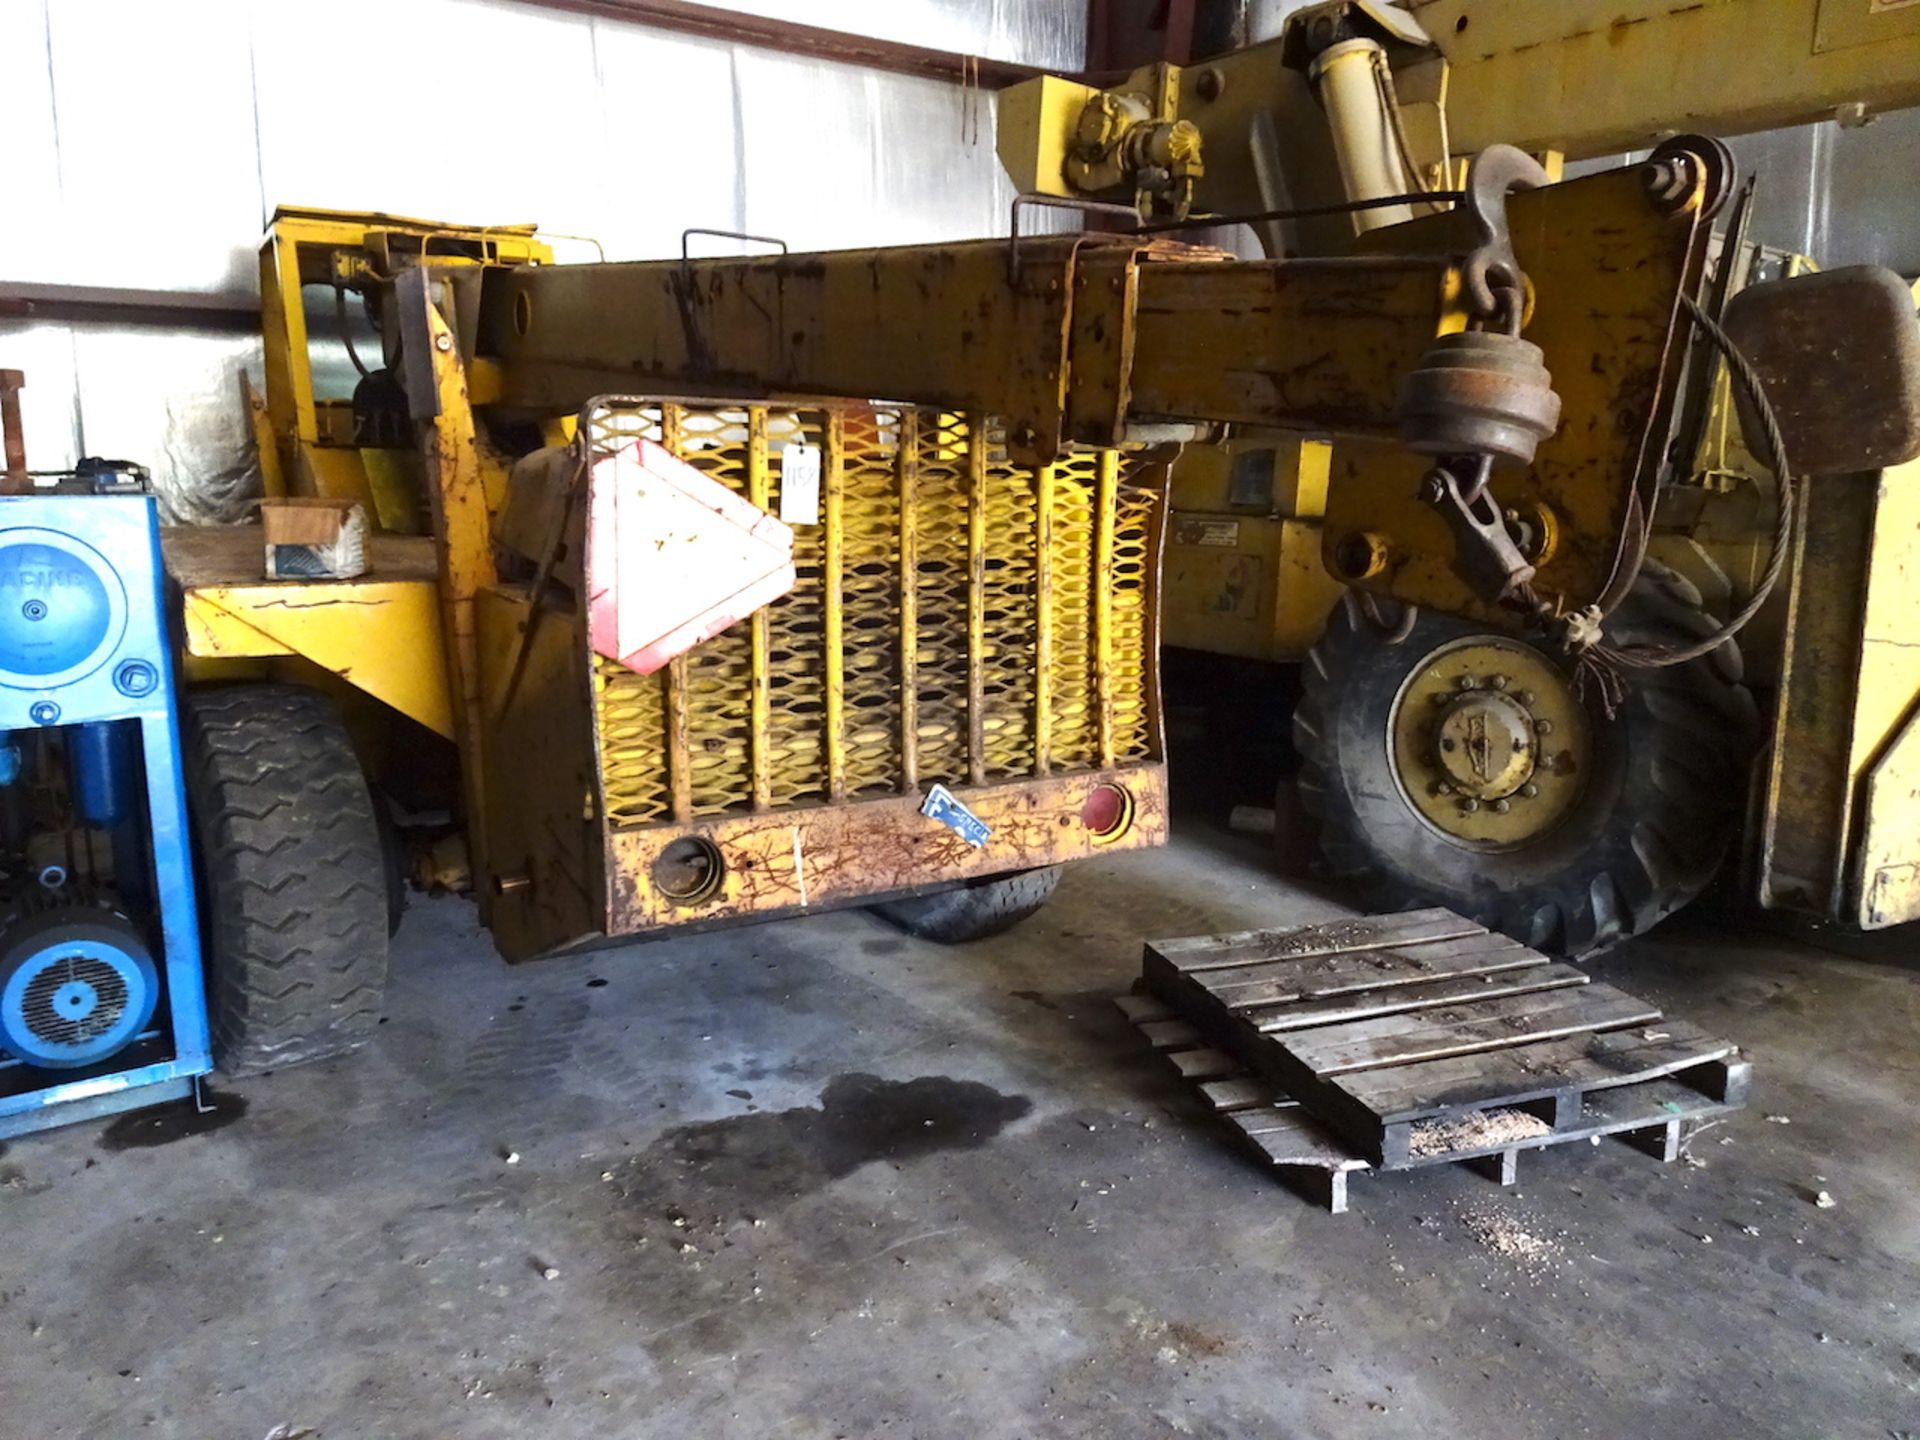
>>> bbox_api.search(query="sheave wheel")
[183,684,390,1076]
[1294,564,1759,958]
[871,867,1062,944]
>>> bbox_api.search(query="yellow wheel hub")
[1433,689,1537,800]
[1389,637,1593,849]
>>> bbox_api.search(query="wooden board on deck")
[1246,962,1590,1033]
[1149,932,1544,1014]
[162,523,437,589]
[1150,907,1480,970]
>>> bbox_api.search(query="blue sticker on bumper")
[922,784,991,848]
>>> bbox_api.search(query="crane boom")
[1415,0,1920,161]
[472,151,1720,626]
[997,0,1920,233]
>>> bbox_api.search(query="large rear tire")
[1294,565,1758,957]
[871,867,1062,944]
[182,684,389,1076]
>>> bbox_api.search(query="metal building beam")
[513,0,1060,89]
[0,282,257,332]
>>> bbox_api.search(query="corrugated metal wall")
[1727,113,1920,273]
[0,0,1081,521]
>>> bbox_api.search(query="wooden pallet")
[1117,992,1369,1211]
[1127,908,1750,1205]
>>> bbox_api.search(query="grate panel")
[584,401,1160,830]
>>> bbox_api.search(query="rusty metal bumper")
[602,762,1167,936]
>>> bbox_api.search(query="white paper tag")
[779,443,822,525]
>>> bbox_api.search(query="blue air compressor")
[0,474,212,1137]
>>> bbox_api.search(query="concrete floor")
[3,827,1919,1439]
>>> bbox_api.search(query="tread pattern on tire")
[1294,566,1759,959]
[183,684,389,1075]
[872,866,1063,944]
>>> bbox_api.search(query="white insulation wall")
[0,0,1084,521]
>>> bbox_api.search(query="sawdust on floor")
[1406,1107,1552,1158]
[1457,1203,1563,1269]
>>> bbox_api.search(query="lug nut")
[1492,799,1511,814]
[1520,783,1539,798]
[1519,690,1536,705]
[1459,798,1481,814]
[1490,675,1510,690]
[1433,781,1455,797]
[1457,675,1477,690]
[1534,719,1554,735]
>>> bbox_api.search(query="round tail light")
[1081,783,1134,842]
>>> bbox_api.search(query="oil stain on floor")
[97,1088,249,1152]
[620,1072,1031,1218]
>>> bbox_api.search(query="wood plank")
[1248,963,1590,1034]
[1340,1020,1739,1127]
[1169,1047,1241,1081]
[1194,931,1533,991]
[1149,907,1480,971]
[1113,993,1176,1025]
[1233,1105,1333,1140]
[1281,985,1662,1077]
[162,524,437,588]
[1139,1018,1203,1051]
[1228,1107,1368,1167]
[1191,936,1545,1012]
[1198,1077,1285,1112]
[1150,905,1468,958]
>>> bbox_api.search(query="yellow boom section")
[1416,0,1920,160]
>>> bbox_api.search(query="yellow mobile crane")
[997,0,1920,954]
[154,132,1777,1071]
[140,1,1918,1074]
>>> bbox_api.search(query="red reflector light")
[1081,783,1132,840]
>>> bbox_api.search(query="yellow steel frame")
[471,394,1167,956]
[257,207,552,528]
[1760,423,1920,931]
[163,525,453,738]
[484,235,1451,467]
[172,207,558,741]
[177,579,453,739]
[1329,163,1711,626]
[488,173,1708,625]
[1409,0,1920,162]
[998,1,1920,221]
[1000,2,1904,663]
[1160,437,1344,662]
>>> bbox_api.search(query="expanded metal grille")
[587,399,1162,829]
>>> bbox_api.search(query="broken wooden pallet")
[1125,907,1750,1206]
